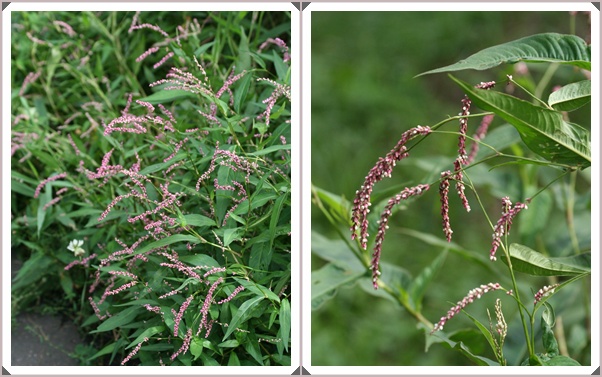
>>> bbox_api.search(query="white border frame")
[2,2,300,375]
[303,2,600,375]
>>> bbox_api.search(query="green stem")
[565,171,581,254]
[533,63,559,104]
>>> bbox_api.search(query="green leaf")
[409,250,447,312]
[92,306,141,333]
[247,242,274,282]
[425,325,500,366]
[518,188,552,239]
[542,355,581,366]
[223,227,243,247]
[218,340,240,348]
[311,231,364,272]
[132,234,201,256]
[182,214,216,228]
[222,296,264,340]
[548,80,591,111]
[418,33,590,76]
[234,73,252,113]
[37,186,52,236]
[87,342,116,362]
[179,254,220,268]
[227,351,240,366]
[398,228,497,275]
[311,263,365,310]
[451,75,590,168]
[462,311,498,359]
[534,273,588,312]
[357,262,413,306]
[126,326,165,349]
[311,184,352,228]
[506,244,590,276]
[138,89,198,105]
[233,277,280,302]
[243,332,264,365]
[269,190,288,251]
[247,143,291,156]
[279,298,290,352]
[190,338,203,360]
[12,252,54,290]
[541,302,559,355]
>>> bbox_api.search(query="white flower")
[67,239,85,257]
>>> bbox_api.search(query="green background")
[311,11,591,366]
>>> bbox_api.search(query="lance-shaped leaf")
[548,80,591,112]
[451,76,591,169]
[311,263,365,310]
[506,243,590,276]
[418,33,590,76]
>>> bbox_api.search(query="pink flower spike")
[121,337,149,365]
[439,171,453,242]
[154,51,175,69]
[432,282,502,333]
[34,172,67,198]
[173,295,194,337]
[350,125,432,250]
[371,184,430,289]
[489,197,529,261]
[136,46,160,63]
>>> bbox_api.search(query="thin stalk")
[509,76,553,110]
[565,171,581,254]
[533,63,559,104]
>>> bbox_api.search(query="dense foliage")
[11,11,291,366]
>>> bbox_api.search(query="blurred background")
[311,11,592,366]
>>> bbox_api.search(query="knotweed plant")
[312,30,591,366]
[11,11,291,366]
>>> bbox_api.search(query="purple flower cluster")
[371,184,430,289]
[351,125,432,250]
[490,196,529,261]
[432,282,502,332]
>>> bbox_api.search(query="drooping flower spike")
[371,184,430,289]
[489,196,529,261]
[350,125,431,250]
